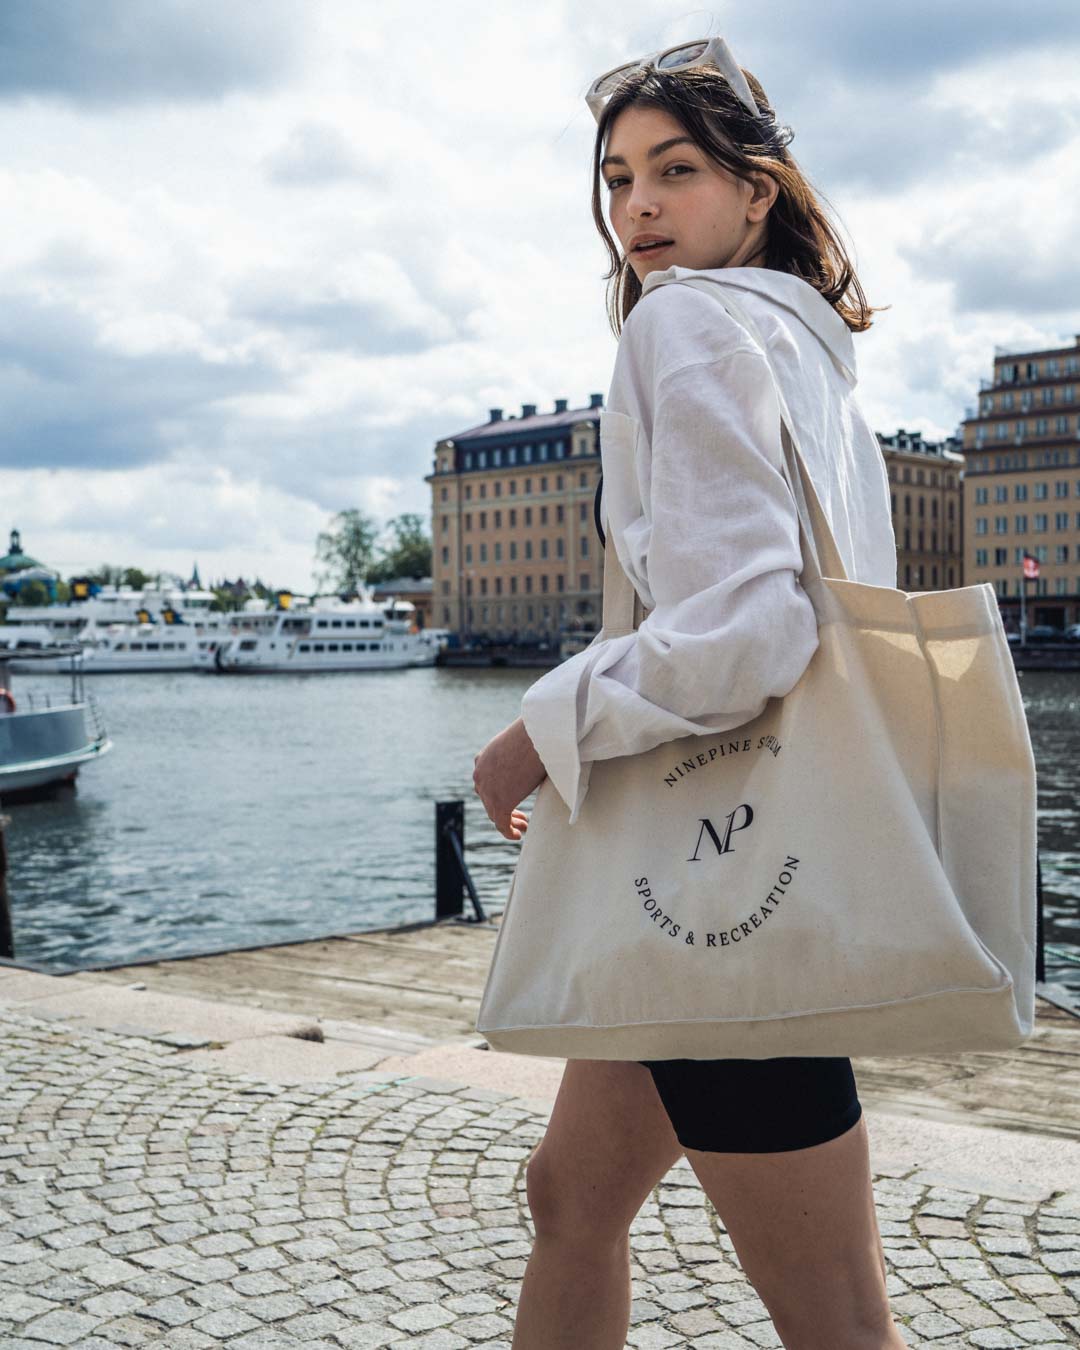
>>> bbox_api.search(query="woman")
[473,38,905,1350]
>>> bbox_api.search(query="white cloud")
[0,0,1076,591]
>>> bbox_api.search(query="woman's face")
[602,104,777,284]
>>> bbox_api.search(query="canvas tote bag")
[476,278,1037,1059]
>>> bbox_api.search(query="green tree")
[315,510,379,593]
[121,567,151,589]
[14,579,51,606]
[366,513,432,584]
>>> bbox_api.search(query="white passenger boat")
[0,645,112,800]
[214,594,435,672]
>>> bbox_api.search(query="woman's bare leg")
[512,1058,684,1349]
[684,1112,905,1350]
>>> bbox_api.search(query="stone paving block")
[5,1009,1080,1350]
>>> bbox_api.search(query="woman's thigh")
[684,1113,894,1345]
[526,1058,685,1241]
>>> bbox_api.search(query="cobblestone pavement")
[2,1008,1079,1349]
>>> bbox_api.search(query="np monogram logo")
[687,804,753,862]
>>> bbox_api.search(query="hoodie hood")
[640,264,857,386]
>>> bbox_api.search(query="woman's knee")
[524,1145,633,1248]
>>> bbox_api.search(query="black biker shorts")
[639,1056,862,1153]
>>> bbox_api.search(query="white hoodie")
[521,264,897,825]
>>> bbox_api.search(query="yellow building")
[426,397,604,644]
[960,336,1080,632]
[879,429,964,591]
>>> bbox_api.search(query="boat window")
[130,643,143,650]
[145,643,160,651]
[299,643,310,652]
[314,643,325,652]
[342,643,352,651]
[240,640,257,651]
[115,643,128,652]
[328,643,339,652]
[359,619,370,628]
[345,620,356,628]
[331,620,342,629]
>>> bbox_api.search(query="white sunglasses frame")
[585,36,760,125]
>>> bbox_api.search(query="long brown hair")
[590,64,885,336]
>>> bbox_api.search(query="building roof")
[445,397,603,443]
[0,529,45,574]
[371,577,433,595]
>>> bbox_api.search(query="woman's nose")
[626,181,658,222]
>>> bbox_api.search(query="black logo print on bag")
[687,804,753,861]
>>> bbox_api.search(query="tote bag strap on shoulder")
[599,277,852,639]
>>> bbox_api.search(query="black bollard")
[1036,851,1045,985]
[435,800,486,924]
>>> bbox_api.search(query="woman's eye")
[605,177,627,191]
[665,164,693,176]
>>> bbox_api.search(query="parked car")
[1024,625,1063,643]
[1065,624,1080,642]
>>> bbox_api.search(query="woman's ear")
[746,171,779,223]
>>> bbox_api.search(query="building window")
[510,576,518,594]
[508,447,517,465]
[493,448,502,467]
[1056,545,1070,563]
[1035,482,1048,499]
[557,503,564,523]
[479,511,486,529]
[556,537,565,558]
[580,536,589,558]
[541,574,549,593]
[524,540,533,560]
[525,576,533,594]
[994,548,1007,565]
[557,574,565,592]
[540,476,548,492]
[525,478,532,493]
[1035,513,1048,532]
[540,505,548,524]
[580,573,590,591]
[540,539,549,559]
[974,518,988,535]
[975,549,988,566]
[994,485,1007,503]
[465,545,473,563]
[1014,514,1027,533]
[1056,577,1068,596]
[480,577,488,596]
[580,502,588,521]
[464,452,473,470]
[441,514,449,533]
[1056,512,1069,530]
[441,546,449,565]
[509,508,517,527]
[464,513,472,531]
[904,494,912,515]
[524,507,533,526]
[509,541,517,561]
[494,542,502,562]
[1056,481,1070,498]
[1015,484,1028,501]
[994,517,1008,534]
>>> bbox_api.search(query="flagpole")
[1020,574,1026,646]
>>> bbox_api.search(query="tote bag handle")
[600,278,852,638]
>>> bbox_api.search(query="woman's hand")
[473,716,547,841]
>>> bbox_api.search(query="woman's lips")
[634,241,673,256]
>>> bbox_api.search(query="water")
[4,667,1079,1002]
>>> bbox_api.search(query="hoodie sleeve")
[520,341,819,824]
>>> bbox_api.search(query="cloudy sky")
[1,0,1078,592]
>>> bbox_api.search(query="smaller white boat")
[0,644,112,801]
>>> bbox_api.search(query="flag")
[1023,551,1040,580]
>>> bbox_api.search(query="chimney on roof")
[589,393,603,409]
[522,403,537,418]
[554,398,568,413]
[488,408,503,423]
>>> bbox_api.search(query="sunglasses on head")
[585,35,793,152]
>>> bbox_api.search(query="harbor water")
[4,667,1079,1000]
